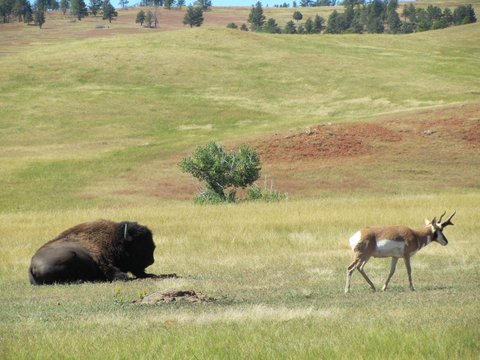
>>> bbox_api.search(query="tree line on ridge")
[0,0,117,27]
[229,0,477,34]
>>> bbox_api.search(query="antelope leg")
[345,258,360,294]
[358,260,376,292]
[382,257,399,291]
[404,256,415,291]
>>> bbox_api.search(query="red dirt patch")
[255,123,401,162]
[463,122,480,147]
[255,104,480,164]
[382,104,480,149]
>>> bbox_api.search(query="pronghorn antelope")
[345,211,456,293]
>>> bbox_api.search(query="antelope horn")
[441,210,456,227]
[438,211,446,223]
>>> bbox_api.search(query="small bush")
[181,142,287,204]
[180,142,260,202]
[227,22,238,29]
[246,185,288,202]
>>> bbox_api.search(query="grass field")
[1,18,479,209]
[0,4,479,359]
[1,196,479,358]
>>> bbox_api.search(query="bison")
[29,219,158,285]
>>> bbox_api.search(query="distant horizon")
[112,0,325,9]
[111,0,415,9]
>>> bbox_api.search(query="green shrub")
[246,185,287,202]
[180,142,260,203]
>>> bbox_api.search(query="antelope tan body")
[345,211,455,293]
[349,226,434,259]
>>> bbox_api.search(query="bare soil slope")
[249,104,480,195]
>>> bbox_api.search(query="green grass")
[0,7,479,359]
[1,22,479,210]
[1,195,479,358]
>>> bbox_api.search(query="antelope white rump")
[349,231,361,250]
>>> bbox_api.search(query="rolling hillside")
[1,11,479,210]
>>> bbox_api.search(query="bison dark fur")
[29,220,157,285]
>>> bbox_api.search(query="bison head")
[117,222,156,278]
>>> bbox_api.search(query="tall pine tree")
[365,0,384,33]
[263,17,280,33]
[284,20,297,33]
[33,0,45,27]
[248,1,265,31]
[71,0,88,20]
[60,0,68,14]
[386,0,401,33]
[183,5,203,27]
[89,0,102,16]
[313,14,324,33]
[102,0,117,23]
[136,9,145,26]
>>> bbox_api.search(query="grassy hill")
[1,15,479,210]
[0,7,479,359]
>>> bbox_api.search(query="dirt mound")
[133,290,214,305]
[255,123,401,162]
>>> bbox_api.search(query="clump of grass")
[245,184,288,202]
[194,189,237,205]
[194,180,287,204]
[114,287,125,304]
[137,289,148,301]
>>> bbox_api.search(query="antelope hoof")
[381,285,388,292]
[410,286,416,291]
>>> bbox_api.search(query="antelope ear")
[424,218,431,225]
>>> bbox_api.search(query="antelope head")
[425,210,456,246]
